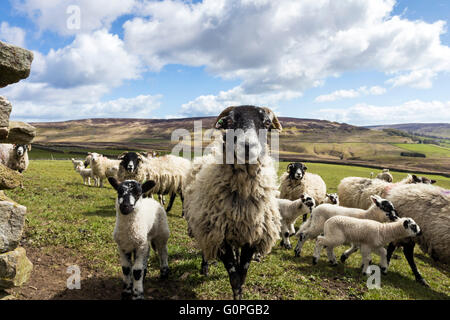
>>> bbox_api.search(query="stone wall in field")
[0,40,36,299]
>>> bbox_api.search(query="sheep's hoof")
[200,265,209,276]
[340,254,348,263]
[121,290,132,300]
[329,260,338,267]
[381,267,388,275]
[132,293,145,300]
[416,277,429,287]
[253,254,262,262]
[160,267,170,280]
[283,243,292,250]
[294,248,301,257]
[312,257,318,265]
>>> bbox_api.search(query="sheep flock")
[63,106,449,300]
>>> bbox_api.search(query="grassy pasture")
[4,160,450,300]
[393,143,450,158]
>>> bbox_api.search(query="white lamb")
[71,158,84,170]
[294,195,399,261]
[323,193,339,205]
[376,169,393,183]
[87,152,121,188]
[75,164,95,186]
[316,216,421,275]
[108,178,170,300]
[278,194,316,249]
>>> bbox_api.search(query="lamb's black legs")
[166,193,177,213]
[218,242,255,300]
[200,254,209,276]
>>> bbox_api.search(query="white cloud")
[0,22,26,47]
[385,69,437,89]
[180,86,300,117]
[12,0,137,35]
[8,93,162,122]
[315,86,386,102]
[314,100,450,125]
[123,0,450,104]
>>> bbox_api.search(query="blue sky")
[1,0,450,125]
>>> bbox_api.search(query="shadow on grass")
[415,253,450,277]
[82,204,116,217]
[281,250,449,300]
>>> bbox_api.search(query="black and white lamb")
[279,162,326,221]
[183,105,282,300]
[278,194,316,249]
[108,177,170,300]
[316,216,421,276]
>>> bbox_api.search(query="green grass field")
[393,143,450,158]
[5,160,450,300]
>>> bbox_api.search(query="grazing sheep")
[337,174,436,210]
[75,165,95,186]
[376,169,393,183]
[279,162,326,221]
[184,105,282,300]
[278,194,315,249]
[382,183,450,286]
[86,153,120,188]
[108,178,170,300]
[71,158,84,170]
[117,152,191,214]
[294,195,399,260]
[323,193,339,205]
[315,216,421,275]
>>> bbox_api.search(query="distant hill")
[30,117,450,174]
[367,123,450,139]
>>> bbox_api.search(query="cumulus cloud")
[180,86,300,117]
[314,100,450,125]
[12,0,137,35]
[385,69,437,89]
[0,22,26,47]
[315,86,387,102]
[122,0,450,116]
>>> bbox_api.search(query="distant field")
[29,146,146,160]
[4,160,450,300]
[393,143,450,158]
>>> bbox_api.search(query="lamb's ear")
[262,107,282,132]
[142,180,156,194]
[108,177,120,191]
[214,106,235,129]
[370,195,380,206]
[430,179,437,184]
[412,174,421,183]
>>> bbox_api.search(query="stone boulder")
[0,247,33,289]
[0,97,12,140]
[0,164,23,190]
[0,201,27,253]
[0,41,34,88]
[0,121,36,144]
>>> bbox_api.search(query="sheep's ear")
[370,195,380,206]
[287,163,294,172]
[142,180,156,194]
[27,144,32,151]
[303,165,308,171]
[412,174,421,183]
[117,152,127,160]
[108,177,120,191]
[262,107,282,132]
[430,179,436,184]
[214,106,235,129]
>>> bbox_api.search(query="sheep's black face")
[214,106,282,164]
[287,162,307,180]
[326,193,339,205]
[403,218,422,236]
[371,195,398,221]
[300,194,315,208]
[15,145,26,157]
[119,152,141,173]
[412,174,436,184]
[108,178,156,216]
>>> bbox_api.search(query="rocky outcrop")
[0,247,33,289]
[0,41,34,88]
[0,41,35,295]
[0,202,27,254]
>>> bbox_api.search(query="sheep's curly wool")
[279,172,326,205]
[184,152,281,261]
[338,175,415,210]
[385,184,450,264]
